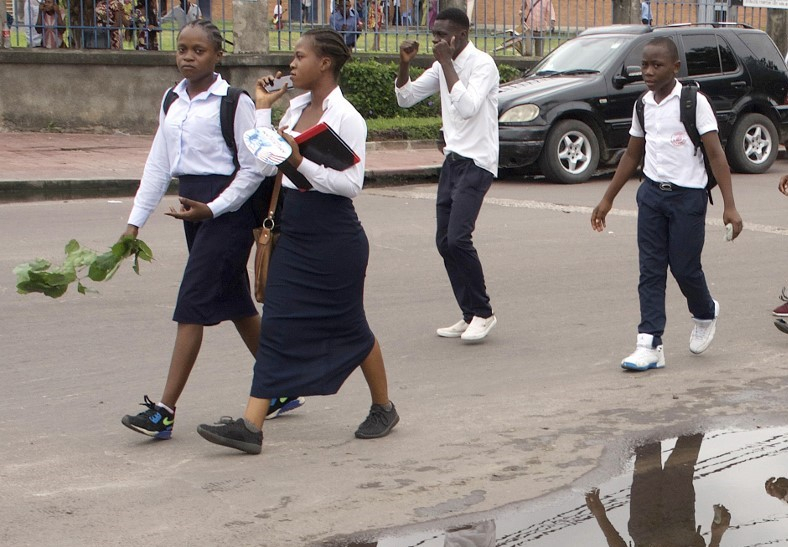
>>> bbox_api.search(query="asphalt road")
[3,165,788,546]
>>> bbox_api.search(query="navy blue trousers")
[637,178,716,347]
[436,155,494,322]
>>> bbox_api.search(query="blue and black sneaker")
[121,395,175,439]
[266,397,306,420]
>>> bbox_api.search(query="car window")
[718,36,738,73]
[738,32,784,71]
[532,36,632,75]
[682,34,722,76]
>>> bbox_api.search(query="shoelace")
[139,394,157,412]
[214,416,238,426]
[363,407,387,427]
[781,287,788,303]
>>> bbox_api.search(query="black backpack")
[161,86,276,225]
[635,83,718,204]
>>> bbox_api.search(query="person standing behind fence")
[23,0,42,47]
[331,0,362,50]
[641,0,653,25]
[35,0,65,48]
[395,8,500,343]
[368,0,383,50]
[120,20,303,443]
[522,0,554,57]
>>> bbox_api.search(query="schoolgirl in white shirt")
[120,20,302,442]
[197,28,399,455]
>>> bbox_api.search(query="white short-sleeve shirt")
[630,80,718,189]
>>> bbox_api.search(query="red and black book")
[279,122,361,190]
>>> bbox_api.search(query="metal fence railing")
[2,0,775,54]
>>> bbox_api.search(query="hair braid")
[302,28,352,79]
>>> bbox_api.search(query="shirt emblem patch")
[670,132,688,146]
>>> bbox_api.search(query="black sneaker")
[266,396,306,420]
[196,417,263,454]
[354,402,399,439]
[121,395,175,440]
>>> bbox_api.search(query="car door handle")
[731,81,747,89]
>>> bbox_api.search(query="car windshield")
[532,35,633,76]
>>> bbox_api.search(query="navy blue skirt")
[173,175,258,325]
[251,188,375,398]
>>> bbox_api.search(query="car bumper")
[498,125,548,168]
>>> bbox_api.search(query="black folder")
[279,122,361,190]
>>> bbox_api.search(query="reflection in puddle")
[325,427,788,546]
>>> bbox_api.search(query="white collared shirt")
[255,86,366,198]
[129,74,264,228]
[630,80,717,189]
[395,41,499,176]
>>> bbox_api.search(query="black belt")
[446,151,472,162]
[645,177,679,192]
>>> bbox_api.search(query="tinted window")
[683,34,722,76]
[738,32,784,71]
[718,36,738,72]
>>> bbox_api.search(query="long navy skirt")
[250,188,375,398]
[173,174,258,325]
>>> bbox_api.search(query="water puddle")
[323,427,788,546]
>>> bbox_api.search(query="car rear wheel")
[539,119,600,183]
[726,113,778,174]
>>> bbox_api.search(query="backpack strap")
[635,90,647,136]
[635,90,648,181]
[220,87,251,171]
[680,82,717,204]
[162,87,178,115]
[680,84,703,154]
[161,85,250,171]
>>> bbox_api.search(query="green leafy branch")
[14,236,153,298]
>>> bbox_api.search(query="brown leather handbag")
[252,172,282,304]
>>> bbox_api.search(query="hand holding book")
[244,122,360,190]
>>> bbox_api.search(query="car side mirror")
[613,65,643,89]
[625,65,643,79]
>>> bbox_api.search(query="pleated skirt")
[173,174,258,325]
[251,188,375,398]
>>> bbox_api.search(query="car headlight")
[499,104,540,123]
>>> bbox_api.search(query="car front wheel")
[539,119,600,184]
[726,113,778,174]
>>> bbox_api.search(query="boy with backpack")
[591,36,743,371]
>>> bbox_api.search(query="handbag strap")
[266,172,283,222]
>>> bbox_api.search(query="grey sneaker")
[196,417,263,454]
[355,402,399,439]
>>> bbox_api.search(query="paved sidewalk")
[0,132,444,191]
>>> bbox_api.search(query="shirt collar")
[288,85,345,113]
[453,41,476,70]
[645,79,682,106]
[173,73,229,99]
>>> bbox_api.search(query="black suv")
[498,24,788,183]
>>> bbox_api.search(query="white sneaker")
[436,319,469,338]
[621,333,665,371]
[690,299,719,354]
[461,315,497,341]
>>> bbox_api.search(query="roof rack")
[661,22,754,29]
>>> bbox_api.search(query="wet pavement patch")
[321,426,788,546]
